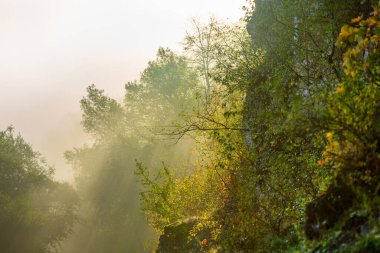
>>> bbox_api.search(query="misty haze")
[1,0,380,252]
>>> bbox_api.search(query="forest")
[1,0,380,252]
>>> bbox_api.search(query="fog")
[0,0,245,181]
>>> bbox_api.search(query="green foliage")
[63,48,200,252]
[198,1,376,252]
[305,5,380,252]
[58,2,380,252]
[0,127,78,253]
[80,84,125,139]
[135,162,222,233]
[125,47,199,133]
[267,225,307,253]
[63,139,153,253]
[142,1,378,252]
[141,47,198,100]
[323,5,380,190]
[135,162,178,231]
[5,1,380,252]
[63,92,154,252]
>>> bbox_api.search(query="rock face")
[305,180,354,239]
[156,217,212,253]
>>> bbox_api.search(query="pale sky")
[0,0,246,181]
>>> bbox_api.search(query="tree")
[158,1,375,251]
[0,127,78,253]
[183,18,219,99]
[62,86,154,253]
[305,7,380,251]
[64,48,200,252]
[125,47,199,134]
[80,84,125,140]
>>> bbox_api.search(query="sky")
[0,0,246,181]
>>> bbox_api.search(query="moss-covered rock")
[155,217,212,253]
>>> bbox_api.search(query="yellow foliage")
[336,87,345,95]
[352,16,362,24]
[326,132,333,140]
[368,16,377,27]
[338,26,352,39]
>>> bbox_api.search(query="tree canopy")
[0,127,78,253]
[2,1,380,252]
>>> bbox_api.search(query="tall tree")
[0,127,78,253]
[63,48,199,252]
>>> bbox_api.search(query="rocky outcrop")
[155,217,212,253]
